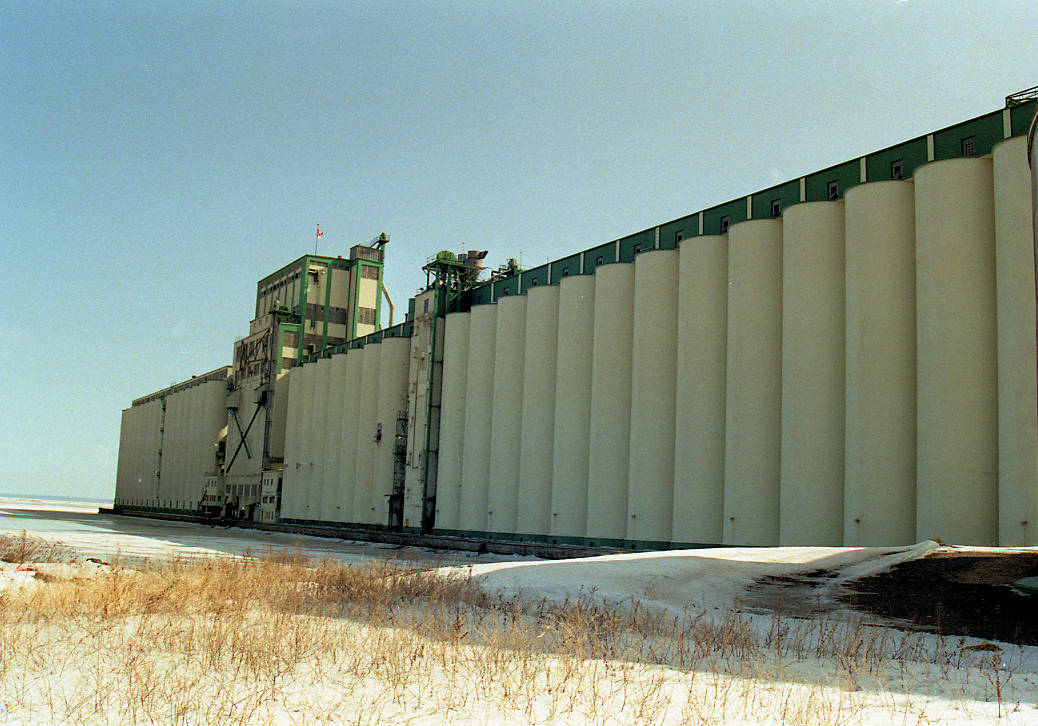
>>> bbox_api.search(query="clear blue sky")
[2,1,1035,501]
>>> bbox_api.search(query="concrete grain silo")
[587,263,634,542]
[517,286,559,537]
[673,234,727,545]
[436,312,471,531]
[780,201,846,546]
[914,157,999,545]
[843,180,917,546]
[460,305,497,533]
[340,350,364,523]
[724,220,783,546]
[488,295,527,534]
[355,344,381,525]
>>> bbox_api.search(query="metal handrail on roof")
[1007,86,1038,107]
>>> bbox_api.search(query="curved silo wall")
[200,379,227,509]
[488,295,527,534]
[551,274,595,538]
[780,201,846,546]
[460,305,497,533]
[115,408,132,506]
[295,362,318,522]
[373,337,411,528]
[322,354,348,523]
[436,312,471,531]
[674,235,727,545]
[159,390,185,509]
[280,366,304,521]
[355,344,382,525]
[340,349,364,523]
[993,135,1038,546]
[587,263,634,542]
[843,180,917,546]
[628,250,679,544]
[306,357,332,522]
[724,219,783,546]
[914,157,998,545]
[517,286,559,537]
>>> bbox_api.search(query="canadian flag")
[316,227,323,239]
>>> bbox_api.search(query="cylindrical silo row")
[780,201,846,547]
[914,157,999,545]
[517,287,559,537]
[724,220,783,546]
[673,235,727,545]
[460,306,497,533]
[437,312,470,532]
[488,295,527,534]
[628,250,678,544]
[551,274,595,539]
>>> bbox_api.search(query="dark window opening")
[561,267,570,277]
[720,216,730,234]
[770,199,781,218]
[891,158,904,180]
[633,244,641,255]
[962,135,976,156]
[827,180,839,200]
[675,229,684,244]
[596,256,604,266]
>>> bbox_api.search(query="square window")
[633,244,641,255]
[720,216,730,234]
[962,135,976,156]
[827,180,839,200]
[596,256,604,266]
[530,278,537,286]
[891,158,904,180]
[561,267,570,277]
[770,199,781,218]
[675,229,684,244]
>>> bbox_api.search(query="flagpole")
[315,224,321,255]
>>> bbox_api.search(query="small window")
[719,216,730,234]
[827,180,839,200]
[530,278,538,286]
[891,159,904,180]
[674,229,684,244]
[596,256,604,266]
[633,243,641,255]
[503,288,510,295]
[561,267,570,277]
[423,299,429,313]
[770,199,781,218]
[961,135,976,156]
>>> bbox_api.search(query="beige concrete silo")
[373,337,411,528]
[280,366,304,521]
[518,286,559,537]
[628,250,679,543]
[914,157,998,545]
[460,305,497,532]
[673,234,728,545]
[993,135,1038,546]
[780,201,846,546]
[322,354,348,523]
[488,295,527,534]
[551,274,595,538]
[724,219,783,546]
[340,349,364,523]
[307,356,333,522]
[436,312,471,531]
[296,362,318,521]
[843,180,917,546]
[355,344,382,525]
[587,263,634,541]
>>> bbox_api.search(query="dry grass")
[0,547,1024,725]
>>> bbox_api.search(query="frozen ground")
[1,498,1037,725]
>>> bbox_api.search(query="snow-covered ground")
[1,498,1036,725]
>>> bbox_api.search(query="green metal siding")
[583,241,617,273]
[658,214,698,248]
[865,137,929,182]
[468,283,493,307]
[1011,101,1037,137]
[933,111,1003,159]
[617,229,655,263]
[751,181,800,219]
[550,254,581,284]
[492,275,520,302]
[805,159,859,202]
[702,198,746,235]
[520,263,550,293]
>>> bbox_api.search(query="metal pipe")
[381,281,395,327]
